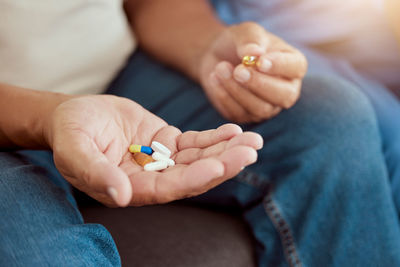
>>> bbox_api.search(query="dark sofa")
[81,203,256,266]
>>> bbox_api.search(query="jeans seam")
[263,190,302,267]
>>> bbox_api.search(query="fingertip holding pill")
[256,58,272,72]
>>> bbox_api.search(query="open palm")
[48,95,263,207]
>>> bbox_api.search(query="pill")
[132,152,154,167]
[152,152,175,167]
[129,144,153,155]
[151,141,171,158]
[242,55,258,67]
[144,161,168,171]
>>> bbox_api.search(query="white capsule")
[151,141,171,158]
[144,161,168,171]
[152,152,175,167]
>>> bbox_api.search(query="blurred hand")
[45,95,263,207]
[199,22,308,123]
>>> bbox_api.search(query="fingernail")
[242,43,264,54]
[234,66,251,83]
[216,64,232,79]
[257,58,272,72]
[107,187,118,202]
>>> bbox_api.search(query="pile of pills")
[129,141,175,171]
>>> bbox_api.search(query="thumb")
[85,155,132,207]
[231,22,270,58]
[55,137,132,207]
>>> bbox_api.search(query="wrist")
[187,23,226,82]
[40,92,75,149]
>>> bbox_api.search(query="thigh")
[0,151,120,267]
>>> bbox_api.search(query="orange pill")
[132,152,154,167]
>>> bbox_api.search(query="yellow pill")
[129,144,141,153]
[242,55,258,67]
[129,144,153,155]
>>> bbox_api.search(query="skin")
[385,0,400,48]
[0,0,307,207]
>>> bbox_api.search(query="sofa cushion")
[81,203,256,267]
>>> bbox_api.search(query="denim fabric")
[210,0,400,215]
[0,151,120,266]
[1,51,400,266]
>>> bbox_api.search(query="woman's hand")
[45,95,263,207]
[199,22,308,123]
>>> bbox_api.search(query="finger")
[213,62,262,122]
[208,72,256,123]
[257,52,308,79]
[130,146,257,204]
[150,125,182,155]
[233,64,301,109]
[55,134,132,207]
[215,145,257,179]
[175,132,263,164]
[129,158,225,204]
[231,22,270,58]
[177,123,243,150]
[215,61,281,119]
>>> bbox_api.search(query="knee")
[285,74,381,150]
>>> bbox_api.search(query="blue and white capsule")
[129,144,153,155]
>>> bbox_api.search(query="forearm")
[0,83,72,149]
[125,0,226,81]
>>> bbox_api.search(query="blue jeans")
[1,52,400,266]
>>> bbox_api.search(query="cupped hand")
[45,95,263,207]
[199,22,308,123]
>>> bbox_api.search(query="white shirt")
[0,0,136,94]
